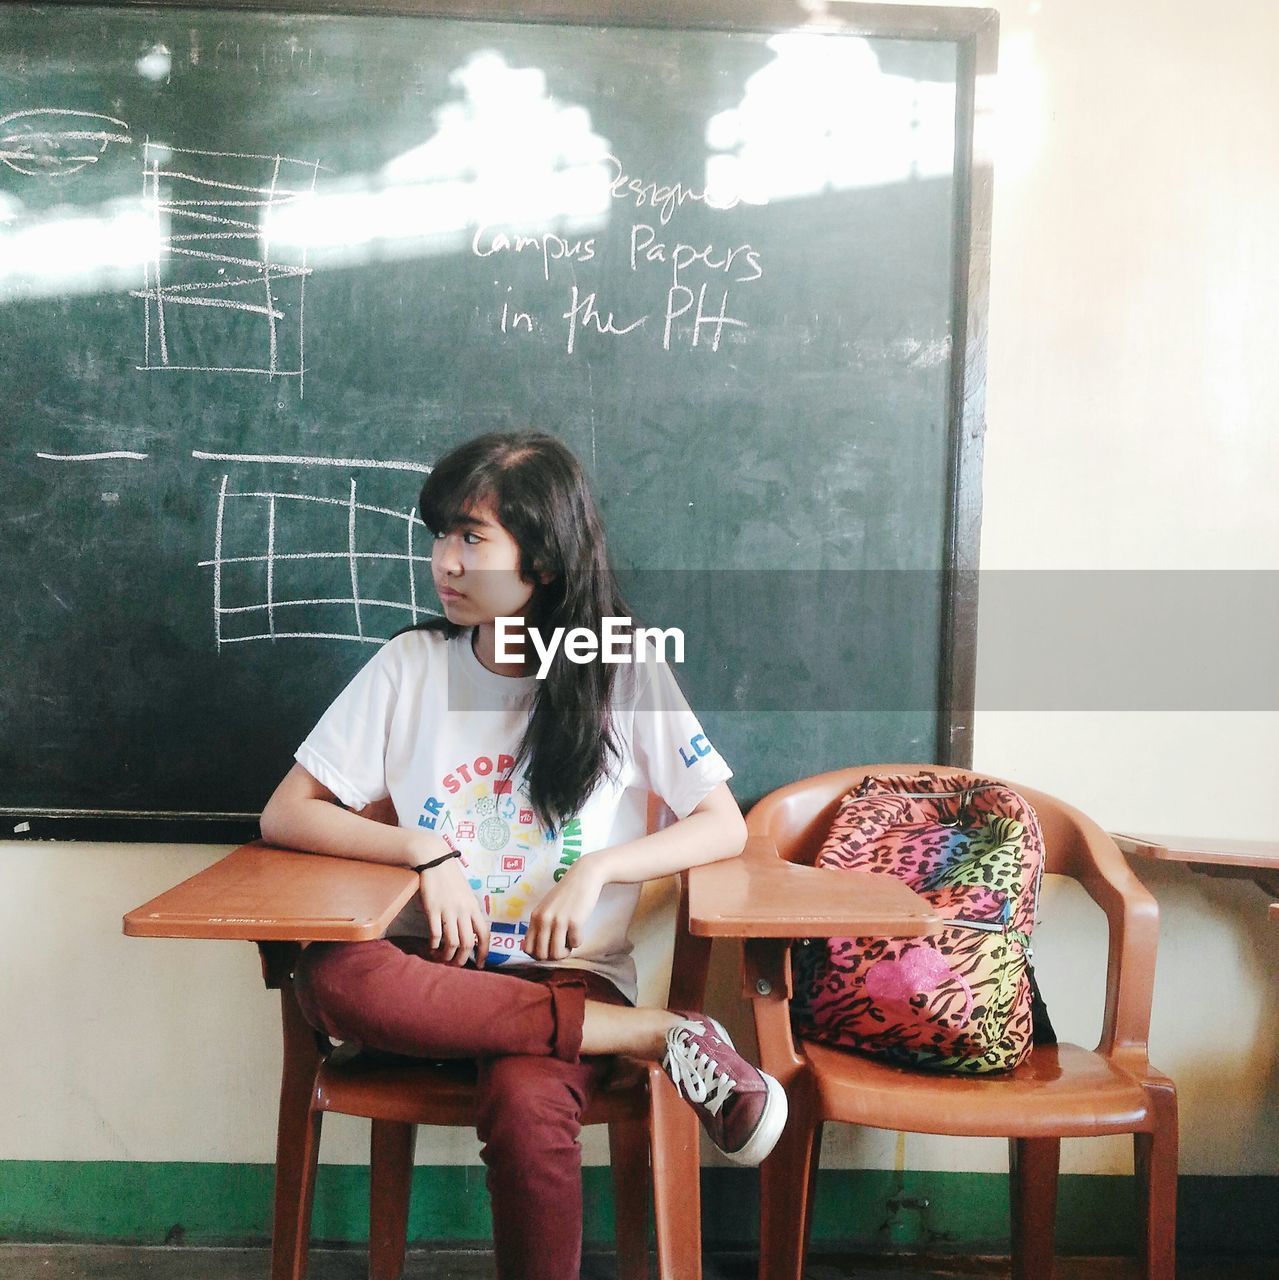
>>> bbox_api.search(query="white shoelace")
[663,1021,737,1115]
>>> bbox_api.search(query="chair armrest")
[1065,814,1160,1063]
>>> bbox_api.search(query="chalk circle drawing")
[131,142,319,394]
[0,108,132,176]
[194,454,438,649]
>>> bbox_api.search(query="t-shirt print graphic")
[429,765,584,966]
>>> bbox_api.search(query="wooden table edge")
[121,912,401,943]
[1112,832,1279,870]
[688,911,941,939]
[1111,832,1166,858]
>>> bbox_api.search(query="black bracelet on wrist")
[411,849,462,874]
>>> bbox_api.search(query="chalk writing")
[500,300,535,333]
[562,287,647,355]
[629,223,763,289]
[473,154,764,355]
[473,225,596,282]
[662,285,747,352]
[604,154,741,225]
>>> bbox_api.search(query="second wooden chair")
[742,763,1178,1280]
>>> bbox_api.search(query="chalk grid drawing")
[199,473,437,647]
[132,142,318,393]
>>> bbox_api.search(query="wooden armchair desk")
[1112,832,1279,902]
[124,837,938,1279]
[124,843,421,1277]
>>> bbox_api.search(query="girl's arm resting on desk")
[261,763,489,966]
[262,762,442,867]
[525,781,746,962]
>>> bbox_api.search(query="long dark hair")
[414,431,631,829]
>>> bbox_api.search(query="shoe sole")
[669,1013,789,1167]
[721,1069,788,1167]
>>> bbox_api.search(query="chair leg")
[647,1063,702,1280]
[1008,1136,1059,1280]
[1134,1079,1178,1280]
[272,987,325,1280]
[758,1077,821,1280]
[609,1117,651,1280]
[369,1120,417,1280]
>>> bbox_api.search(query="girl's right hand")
[417,852,490,967]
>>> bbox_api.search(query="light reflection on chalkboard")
[265,50,612,269]
[0,106,150,299]
[0,194,158,297]
[0,50,612,303]
[705,35,955,203]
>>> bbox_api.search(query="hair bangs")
[418,458,496,535]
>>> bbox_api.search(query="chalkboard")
[0,0,996,839]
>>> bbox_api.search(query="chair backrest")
[747,764,1161,1062]
[745,762,1108,882]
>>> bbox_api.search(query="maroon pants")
[294,938,630,1280]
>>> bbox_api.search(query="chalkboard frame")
[7,0,997,841]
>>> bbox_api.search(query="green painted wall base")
[1,1163,1275,1257]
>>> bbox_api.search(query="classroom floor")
[1,1245,1273,1279]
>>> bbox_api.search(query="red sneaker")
[663,1013,787,1166]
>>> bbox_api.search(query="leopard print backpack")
[790,770,1049,1074]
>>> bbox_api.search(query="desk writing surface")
[0,0,995,835]
[123,842,419,941]
[687,836,939,938]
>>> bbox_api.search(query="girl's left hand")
[526,858,607,961]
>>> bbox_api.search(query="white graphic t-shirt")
[296,628,732,1002]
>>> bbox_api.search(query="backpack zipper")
[878,784,1004,800]
[862,781,1045,935]
[950,917,1006,933]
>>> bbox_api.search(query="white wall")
[875,0,1279,1177]
[4,0,1278,1179]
